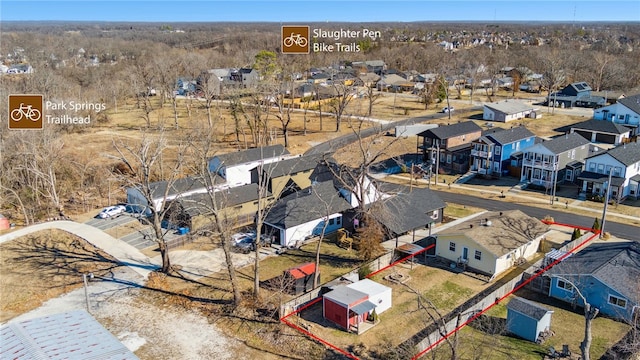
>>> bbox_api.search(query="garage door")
[595,133,616,144]
[575,130,592,141]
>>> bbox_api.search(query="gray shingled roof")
[617,93,640,115]
[148,176,210,199]
[570,119,632,135]
[372,183,447,235]
[175,183,264,216]
[264,153,325,178]
[437,210,549,257]
[548,241,640,303]
[542,133,590,154]
[1,310,139,360]
[484,100,535,115]
[264,181,352,229]
[604,142,640,166]
[486,126,535,145]
[507,297,553,321]
[211,145,290,167]
[418,121,482,140]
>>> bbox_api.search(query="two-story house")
[593,93,640,136]
[547,82,605,109]
[578,141,640,201]
[208,145,293,188]
[470,126,536,177]
[520,133,591,188]
[418,122,483,174]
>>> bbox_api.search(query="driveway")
[85,214,137,231]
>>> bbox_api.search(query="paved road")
[433,190,639,240]
[304,106,482,155]
[85,215,137,231]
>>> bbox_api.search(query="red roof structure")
[287,262,316,280]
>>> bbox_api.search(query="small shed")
[284,262,318,295]
[506,297,554,343]
[346,279,392,314]
[323,286,373,332]
[0,214,9,230]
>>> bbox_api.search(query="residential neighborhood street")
[432,190,639,239]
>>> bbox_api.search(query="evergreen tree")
[592,217,601,232]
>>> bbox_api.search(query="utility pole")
[550,162,558,205]
[600,168,613,239]
[435,142,440,186]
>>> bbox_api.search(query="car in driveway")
[442,106,454,113]
[98,205,126,219]
[232,233,271,253]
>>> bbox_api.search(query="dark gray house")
[547,82,606,109]
[418,122,483,174]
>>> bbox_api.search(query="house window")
[449,242,456,252]
[597,164,605,174]
[613,167,622,177]
[446,154,452,164]
[474,250,482,261]
[589,162,596,172]
[336,217,341,225]
[608,295,627,308]
[557,279,574,292]
[329,218,335,225]
[495,146,501,155]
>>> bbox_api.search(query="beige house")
[434,210,549,280]
[166,183,272,231]
[256,154,326,198]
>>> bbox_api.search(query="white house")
[126,176,214,212]
[208,145,292,188]
[263,181,352,247]
[579,142,640,200]
[434,211,549,280]
[483,100,538,122]
[593,93,640,135]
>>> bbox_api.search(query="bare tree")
[187,128,243,307]
[110,131,190,273]
[328,82,357,132]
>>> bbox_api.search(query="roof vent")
[469,224,474,228]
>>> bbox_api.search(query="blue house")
[470,126,536,177]
[506,297,554,342]
[547,241,640,323]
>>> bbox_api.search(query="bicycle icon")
[11,103,41,122]
[283,33,308,48]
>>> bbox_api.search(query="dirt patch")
[0,229,122,322]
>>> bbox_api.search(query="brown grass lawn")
[290,263,489,353]
[430,292,631,360]
[0,230,122,322]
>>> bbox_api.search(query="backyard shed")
[323,286,373,332]
[506,297,553,343]
[346,279,392,314]
[284,262,318,295]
